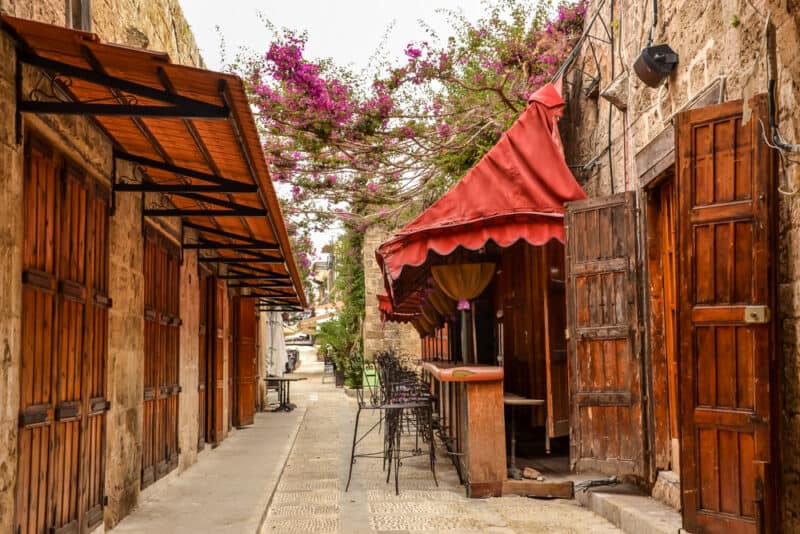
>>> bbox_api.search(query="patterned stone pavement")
[260,374,621,534]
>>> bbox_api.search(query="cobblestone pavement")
[261,374,621,534]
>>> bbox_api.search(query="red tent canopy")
[376,83,586,283]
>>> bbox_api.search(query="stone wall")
[104,160,144,527]
[0,2,216,530]
[178,249,200,472]
[0,0,204,67]
[363,225,420,359]
[567,0,800,529]
[0,28,24,534]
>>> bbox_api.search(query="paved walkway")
[262,374,622,534]
[113,405,305,533]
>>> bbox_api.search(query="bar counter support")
[422,361,505,498]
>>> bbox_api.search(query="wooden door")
[198,272,209,449]
[676,96,777,533]
[543,242,569,439]
[16,139,109,534]
[565,192,646,478]
[227,296,234,431]
[142,229,181,488]
[646,176,679,473]
[210,277,225,442]
[233,297,257,426]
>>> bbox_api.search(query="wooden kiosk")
[376,83,585,499]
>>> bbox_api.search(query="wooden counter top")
[421,361,504,382]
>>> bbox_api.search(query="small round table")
[503,393,546,480]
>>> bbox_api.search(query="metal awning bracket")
[15,48,230,119]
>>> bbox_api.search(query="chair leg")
[428,409,438,487]
[394,411,402,495]
[345,406,362,492]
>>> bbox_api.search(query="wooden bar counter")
[421,361,505,498]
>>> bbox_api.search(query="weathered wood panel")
[565,192,646,478]
[233,297,256,427]
[677,96,778,534]
[211,277,225,443]
[142,229,181,488]
[543,242,569,439]
[198,273,209,448]
[16,139,109,534]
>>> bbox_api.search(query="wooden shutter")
[233,297,257,427]
[198,273,209,449]
[84,180,110,530]
[676,96,778,534]
[543,242,569,439]
[16,139,110,534]
[142,229,180,488]
[565,192,646,478]
[210,277,225,442]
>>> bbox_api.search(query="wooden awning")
[2,14,306,310]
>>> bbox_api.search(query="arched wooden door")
[676,96,778,533]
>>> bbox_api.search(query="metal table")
[265,376,307,412]
[503,392,546,480]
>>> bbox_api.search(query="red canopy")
[376,83,586,282]
[377,292,421,323]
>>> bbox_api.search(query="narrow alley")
[113,357,623,533]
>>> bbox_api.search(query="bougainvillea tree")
[232,0,585,304]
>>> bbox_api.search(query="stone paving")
[261,374,622,534]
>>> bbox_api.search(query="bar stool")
[503,393,546,480]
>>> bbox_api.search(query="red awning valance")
[376,83,586,283]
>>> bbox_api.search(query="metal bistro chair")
[321,346,335,384]
[345,354,387,491]
[374,351,438,495]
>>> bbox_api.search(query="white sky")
[178,0,488,256]
[179,0,487,72]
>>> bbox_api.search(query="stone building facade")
[563,0,800,531]
[363,224,421,359]
[0,2,290,532]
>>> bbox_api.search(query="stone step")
[575,482,683,534]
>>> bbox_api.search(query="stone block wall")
[566,0,800,529]
[178,248,200,473]
[363,225,420,359]
[0,0,204,67]
[0,1,220,530]
[105,160,144,527]
[0,28,24,534]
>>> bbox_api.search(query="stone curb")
[575,484,682,534]
[256,406,309,532]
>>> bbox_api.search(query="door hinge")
[103,495,109,506]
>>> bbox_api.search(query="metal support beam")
[113,151,257,192]
[217,271,290,281]
[18,100,228,118]
[182,221,273,247]
[227,282,293,289]
[143,207,265,217]
[228,267,290,278]
[170,192,264,213]
[197,256,283,264]
[17,48,229,118]
[182,242,279,251]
